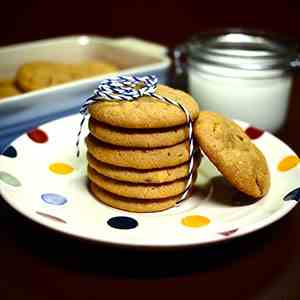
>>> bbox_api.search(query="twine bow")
[77,75,196,201]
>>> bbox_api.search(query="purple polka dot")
[41,193,67,205]
[107,216,138,230]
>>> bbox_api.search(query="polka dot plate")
[0,114,299,248]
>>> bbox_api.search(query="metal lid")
[186,29,300,71]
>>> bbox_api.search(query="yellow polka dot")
[181,215,210,228]
[49,163,74,175]
[277,155,300,172]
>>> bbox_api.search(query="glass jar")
[175,30,300,132]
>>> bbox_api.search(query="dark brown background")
[1,1,300,300]
[1,0,300,47]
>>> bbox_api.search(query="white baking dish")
[0,35,171,150]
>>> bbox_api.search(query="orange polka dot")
[49,163,74,175]
[181,215,210,228]
[277,155,300,172]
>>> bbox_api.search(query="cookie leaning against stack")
[86,84,200,212]
[193,111,270,198]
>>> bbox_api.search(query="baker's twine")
[77,75,196,201]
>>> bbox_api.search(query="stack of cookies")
[86,84,200,212]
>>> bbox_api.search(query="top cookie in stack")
[86,84,200,212]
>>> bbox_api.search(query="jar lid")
[186,29,300,71]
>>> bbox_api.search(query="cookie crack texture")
[255,176,264,196]
[236,134,245,142]
[212,121,220,134]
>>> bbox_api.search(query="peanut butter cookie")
[0,79,21,99]
[16,61,117,92]
[88,165,188,199]
[16,62,73,91]
[89,118,188,148]
[88,84,200,128]
[194,111,270,198]
[86,134,189,169]
[87,152,192,183]
[90,182,178,212]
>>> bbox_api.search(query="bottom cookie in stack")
[89,182,181,213]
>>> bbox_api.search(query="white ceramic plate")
[0,114,299,248]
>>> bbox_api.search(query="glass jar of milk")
[176,30,300,132]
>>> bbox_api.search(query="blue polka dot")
[107,216,138,230]
[2,146,17,158]
[41,193,68,205]
[284,187,300,202]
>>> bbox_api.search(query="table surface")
[1,76,300,300]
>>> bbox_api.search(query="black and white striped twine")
[77,75,196,201]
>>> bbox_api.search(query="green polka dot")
[0,171,21,187]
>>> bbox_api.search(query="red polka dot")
[245,126,264,140]
[27,129,48,143]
